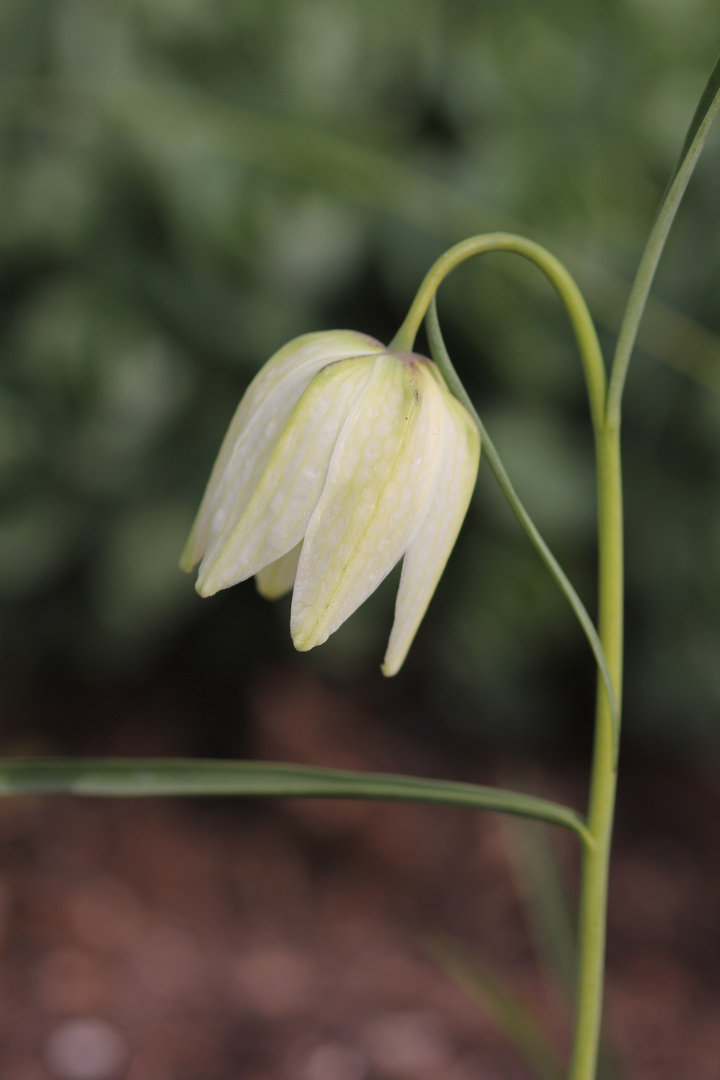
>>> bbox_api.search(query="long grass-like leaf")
[427,933,565,1080]
[0,758,593,845]
[607,51,720,420]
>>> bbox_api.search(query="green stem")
[569,422,623,1080]
[572,52,720,1080]
[0,758,593,846]
[391,233,607,433]
[399,237,623,1080]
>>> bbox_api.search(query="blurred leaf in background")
[1,0,720,751]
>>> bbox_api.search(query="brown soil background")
[1,671,719,1080]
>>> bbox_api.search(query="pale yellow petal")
[181,330,383,571]
[291,355,445,652]
[196,356,374,595]
[255,541,303,599]
[381,385,480,676]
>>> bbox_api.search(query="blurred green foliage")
[2,0,720,749]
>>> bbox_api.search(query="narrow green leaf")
[0,758,593,846]
[504,815,625,1080]
[607,51,720,421]
[503,816,577,1000]
[427,933,565,1080]
[667,51,720,192]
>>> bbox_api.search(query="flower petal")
[181,330,383,571]
[196,355,375,595]
[382,384,480,676]
[291,355,445,651]
[255,541,303,599]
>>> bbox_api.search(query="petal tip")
[195,573,217,598]
[255,576,290,600]
[290,611,328,653]
[179,531,201,573]
[291,629,314,653]
[179,554,195,574]
[380,659,400,677]
[381,638,408,677]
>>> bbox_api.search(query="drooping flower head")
[181,331,480,675]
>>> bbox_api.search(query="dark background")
[2,0,720,757]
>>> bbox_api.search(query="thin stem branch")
[396,235,617,747]
[426,300,617,745]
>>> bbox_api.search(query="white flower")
[181,330,480,675]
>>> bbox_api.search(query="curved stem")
[391,233,607,434]
[395,234,617,741]
[405,242,623,1080]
